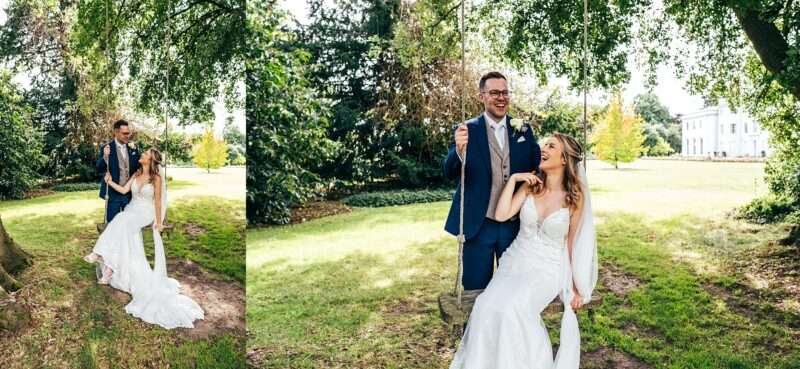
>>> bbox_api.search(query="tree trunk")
[779,224,800,247]
[0,216,32,332]
[733,6,800,100]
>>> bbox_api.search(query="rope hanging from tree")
[164,0,171,184]
[97,0,173,235]
[102,0,111,227]
[155,0,173,234]
[438,0,601,334]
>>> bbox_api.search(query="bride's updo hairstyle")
[530,132,584,211]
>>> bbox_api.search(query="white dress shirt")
[484,112,507,150]
[115,139,127,162]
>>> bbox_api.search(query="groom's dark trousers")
[97,140,141,223]
[443,114,540,290]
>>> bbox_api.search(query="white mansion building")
[679,101,772,158]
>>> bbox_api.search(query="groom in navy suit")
[97,119,141,222]
[443,71,541,290]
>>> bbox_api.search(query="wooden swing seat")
[438,290,603,328]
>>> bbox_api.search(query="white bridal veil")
[554,163,599,369]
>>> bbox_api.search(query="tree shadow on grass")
[247,238,455,369]
[592,213,800,368]
[248,212,800,369]
[0,210,245,369]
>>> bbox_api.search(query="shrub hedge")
[343,189,453,207]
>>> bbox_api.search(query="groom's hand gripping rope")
[455,123,468,157]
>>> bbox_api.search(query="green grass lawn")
[247,159,800,368]
[0,178,246,369]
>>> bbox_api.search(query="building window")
[731,124,736,134]
[720,124,724,134]
[700,138,703,154]
[744,123,748,133]
[693,139,696,155]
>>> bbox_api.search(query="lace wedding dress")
[450,165,598,369]
[89,175,204,329]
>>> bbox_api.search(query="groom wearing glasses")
[443,71,542,291]
[97,119,141,222]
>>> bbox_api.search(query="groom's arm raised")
[443,124,469,181]
[97,144,109,175]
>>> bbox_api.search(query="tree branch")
[733,6,800,99]
[783,0,795,38]
[427,1,463,32]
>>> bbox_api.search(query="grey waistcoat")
[116,143,130,185]
[485,122,511,220]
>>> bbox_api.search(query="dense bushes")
[343,189,452,207]
[736,195,799,224]
[763,149,800,208]
[51,182,98,192]
[246,4,338,225]
[737,84,800,229]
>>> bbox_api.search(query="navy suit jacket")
[443,114,541,240]
[97,140,141,200]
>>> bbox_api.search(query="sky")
[0,0,245,137]
[280,0,707,117]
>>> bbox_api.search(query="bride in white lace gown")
[84,148,204,329]
[450,133,598,369]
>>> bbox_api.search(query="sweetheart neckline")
[132,177,154,193]
[527,195,568,225]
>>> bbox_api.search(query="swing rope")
[164,0,170,184]
[98,0,173,234]
[442,0,596,327]
[157,0,173,234]
[103,0,111,226]
[582,0,588,168]
[454,0,467,309]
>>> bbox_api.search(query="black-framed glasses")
[481,89,511,99]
